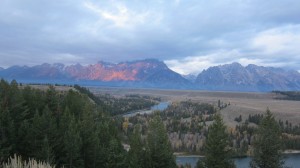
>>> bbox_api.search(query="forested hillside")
[0,79,128,167]
[2,79,300,168]
[0,79,176,168]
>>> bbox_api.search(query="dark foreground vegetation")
[0,79,176,168]
[1,79,298,168]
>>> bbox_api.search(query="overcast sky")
[1,0,300,74]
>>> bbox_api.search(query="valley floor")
[89,86,300,126]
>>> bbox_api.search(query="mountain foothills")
[0,59,300,91]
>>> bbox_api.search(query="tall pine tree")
[127,124,146,168]
[147,114,176,168]
[250,109,284,168]
[197,114,235,168]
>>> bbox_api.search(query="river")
[176,154,300,168]
[123,103,300,167]
[123,101,170,117]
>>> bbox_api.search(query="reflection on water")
[151,101,170,111]
[176,154,300,168]
[176,156,201,168]
[123,101,170,117]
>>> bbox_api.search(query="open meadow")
[89,86,300,126]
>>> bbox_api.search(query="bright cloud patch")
[252,24,300,56]
[165,50,242,75]
[84,1,150,28]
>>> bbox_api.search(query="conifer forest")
[1,79,300,168]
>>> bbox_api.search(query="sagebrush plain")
[89,87,300,126]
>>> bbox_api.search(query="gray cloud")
[0,0,300,73]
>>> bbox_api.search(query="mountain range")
[1,59,300,91]
[195,62,300,91]
[0,59,191,89]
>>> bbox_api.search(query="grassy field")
[89,86,300,126]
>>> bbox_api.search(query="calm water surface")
[123,101,170,117]
[151,101,170,111]
[176,154,300,168]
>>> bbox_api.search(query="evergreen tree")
[39,135,55,164]
[250,109,284,168]
[0,108,15,162]
[147,114,176,168]
[106,138,127,168]
[0,80,131,168]
[79,104,98,168]
[127,124,145,168]
[197,114,235,168]
[63,115,83,168]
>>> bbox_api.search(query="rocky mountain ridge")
[195,62,300,91]
[0,59,191,89]
[1,60,300,91]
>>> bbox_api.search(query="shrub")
[2,154,55,168]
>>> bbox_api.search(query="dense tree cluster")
[272,91,300,101]
[125,114,177,168]
[229,123,254,157]
[162,101,216,120]
[125,101,217,154]
[234,115,242,123]
[97,93,159,116]
[0,79,127,167]
[247,114,264,125]
[197,110,286,168]
[2,78,300,168]
[124,99,300,158]
[0,79,176,168]
[231,114,300,156]
[279,120,300,150]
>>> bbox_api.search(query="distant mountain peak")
[0,61,299,91]
[196,62,300,91]
[0,59,190,89]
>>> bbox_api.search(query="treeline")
[96,93,158,116]
[231,113,300,156]
[0,79,126,167]
[197,110,285,168]
[75,85,160,116]
[0,79,177,168]
[279,119,300,150]
[124,101,217,154]
[124,99,300,156]
[272,90,300,101]
[230,123,255,157]
[235,114,263,124]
